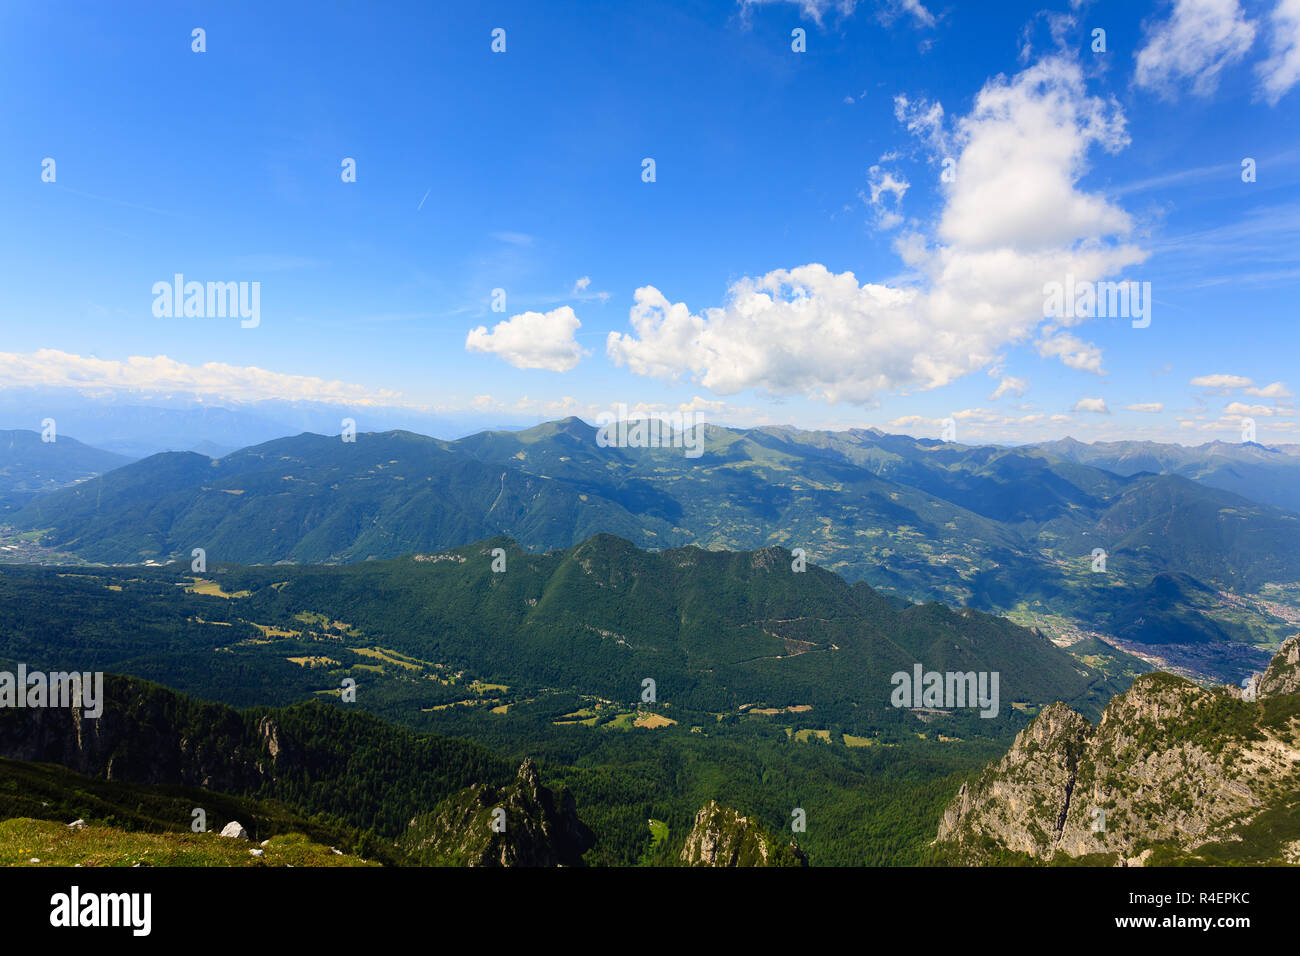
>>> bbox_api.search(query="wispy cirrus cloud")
[1134,0,1257,99]
[490,231,534,246]
[1257,0,1300,103]
[736,0,935,28]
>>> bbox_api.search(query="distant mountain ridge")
[0,429,131,513]
[1030,436,1300,513]
[7,418,1299,681]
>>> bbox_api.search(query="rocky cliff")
[1258,635,1300,698]
[0,672,511,847]
[935,636,1300,865]
[0,674,270,791]
[679,801,807,867]
[400,758,593,866]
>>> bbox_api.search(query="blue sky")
[1,0,1298,445]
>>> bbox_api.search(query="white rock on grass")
[220,821,249,840]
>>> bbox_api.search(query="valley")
[1,422,1297,868]
[4,419,1298,685]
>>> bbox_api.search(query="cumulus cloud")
[1126,402,1165,412]
[1190,373,1253,389]
[1135,0,1257,99]
[609,57,1145,405]
[1036,332,1106,375]
[990,376,1030,399]
[572,276,591,294]
[1224,401,1276,417]
[0,349,405,406]
[1073,397,1110,413]
[1257,0,1300,103]
[466,306,589,372]
[1245,380,1293,397]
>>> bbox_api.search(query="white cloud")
[738,0,857,26]
[1126,402,1165,412]
[879,0,936,28]
[1257,0,1300,103]
[568,275,610,303]
[863,165,910,229]
[990,376,1030,399]
[1037,332,1105,374]
[893,94,949,153]
[937,60,1131,250]
[1245,380,1293,397]
[0,349,405,406]
[1190,373,1253,388]
[609,57,1144,405]
[1224,401,1276,417]
[1135,0,1257,99]
[465,307,589,372]
[1073,397,1110,413]
[738,0,935,29]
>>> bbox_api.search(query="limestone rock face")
[1259,636,1300,699]
[936,702,1088,857]
[400,758,594,867]
[935,638,1300,864]
[679,801,807,867]
[0,675,272,793]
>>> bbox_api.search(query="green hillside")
[7,420,1297,682]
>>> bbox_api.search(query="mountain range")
[5,417,1297,682]
[0,533,1120,728]
[0,429,131,513]
[1032,436,1300,513]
